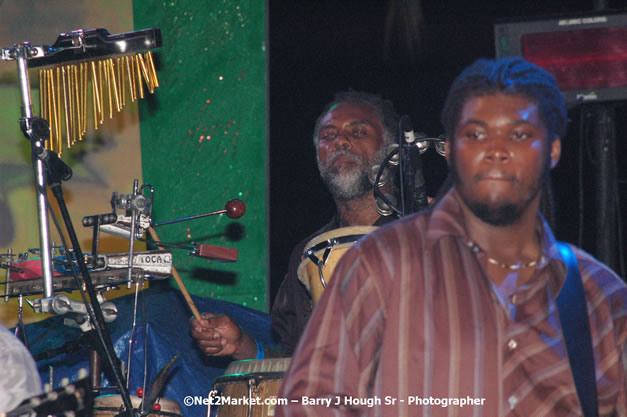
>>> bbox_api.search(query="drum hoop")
[305,233,369,257]
[214,371,285,385]
[223,358,291,375]
[307,234,369,288]
[297,226,377,297]
[94,407,180,417]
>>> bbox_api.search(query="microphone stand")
[399,115,426,216]
[46,164,135,417]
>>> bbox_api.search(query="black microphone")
[38,149,73,182]
[400,116,428,214]
[412,152,428,211]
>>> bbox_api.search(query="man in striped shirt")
[277,58,627,416]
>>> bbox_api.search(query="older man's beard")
[317,148,385,201]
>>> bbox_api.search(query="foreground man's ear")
[550,137,561,169]
[444,138,451,165]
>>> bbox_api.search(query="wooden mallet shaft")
[148,227,202,320]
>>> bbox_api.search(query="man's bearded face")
[316,103,386,201]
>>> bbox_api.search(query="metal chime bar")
[18,28,163,155]
[38,51,159,154]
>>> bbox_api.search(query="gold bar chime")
[38,51,159,155]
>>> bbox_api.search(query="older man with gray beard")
[190,91,399,359]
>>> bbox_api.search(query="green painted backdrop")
[133,1,268,311]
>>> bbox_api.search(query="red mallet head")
[225,199,246,219]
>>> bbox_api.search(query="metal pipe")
[15,45,54,298]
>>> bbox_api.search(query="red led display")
[521,27,627,91]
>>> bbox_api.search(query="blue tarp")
[24,287,276,417]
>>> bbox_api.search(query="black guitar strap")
[556,242,598,417]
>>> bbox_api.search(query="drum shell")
[93,394,182,417]
[297,226,377,305]
[211,358,290,417]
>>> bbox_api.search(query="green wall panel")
[133,1,268,311]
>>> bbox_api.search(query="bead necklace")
[465,240,542,271]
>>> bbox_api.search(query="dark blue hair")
[441,57,568,141]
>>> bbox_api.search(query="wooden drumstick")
[148,227,202,320]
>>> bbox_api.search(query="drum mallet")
[148,199,246,320]
[148,227,202,320]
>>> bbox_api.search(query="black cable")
[398,134,408,216]
[142,285,148,398]
[584,109,598,169]
[577,106,586,247]
[613,175,626,279]
[33,330,98,362]
[27,316,64,350]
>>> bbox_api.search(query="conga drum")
[297,226,377,305]
[210,358,290,417]
[93,394,182,417]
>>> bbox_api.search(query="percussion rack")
[1,27,162,417]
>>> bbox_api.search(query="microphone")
[400,116,428,214]
[38,149,73,182]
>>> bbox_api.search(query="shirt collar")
[424,187,567,275]
[423,187,470,250]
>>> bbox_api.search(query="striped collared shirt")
[277,189,627,417]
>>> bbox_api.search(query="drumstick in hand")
[148,227,202,320]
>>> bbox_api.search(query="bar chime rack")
[3,28,162,155]
[1,27,162,417]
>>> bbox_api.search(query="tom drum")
[210,358,290,417]
[297,226,377,305]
